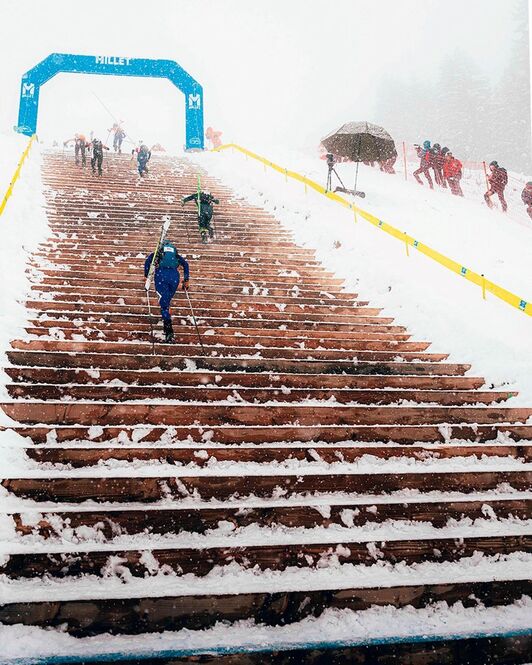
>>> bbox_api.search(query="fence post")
[403,141,407,181]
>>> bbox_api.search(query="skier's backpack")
[499,168,508,187]
[157,242,179,269]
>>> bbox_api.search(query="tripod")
[326,161,347,193]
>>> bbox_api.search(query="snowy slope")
[0,135,49,400]
[190,148,532,403]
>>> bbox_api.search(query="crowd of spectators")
[411,139,531,220]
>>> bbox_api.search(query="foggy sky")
[0,0,527,152]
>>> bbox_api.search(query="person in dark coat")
[413,140,434,189]
[443,152,463,196]
[431,143,446,188]
[484,161,508,212]
[522,182,532,221]
[182,190,220,243]
[64,134,89,166]
[90,138,109,176]
[137,144,151,176]
[144,240,190,342]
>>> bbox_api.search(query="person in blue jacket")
[144,240,189,342]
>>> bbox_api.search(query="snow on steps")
[2,600,531,663]
[0,152,530,659]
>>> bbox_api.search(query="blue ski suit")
[144,243,189,321]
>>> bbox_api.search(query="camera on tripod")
[324,151,365,198]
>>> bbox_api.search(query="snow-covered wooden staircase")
[0,151,530,663]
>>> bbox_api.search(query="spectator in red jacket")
[413,140,434,189]
[484,160,508,212]
[522,182,532,221]
[432,143,446,187]
[443,152,463,197]
[379,147,397,175]
[206,126,223,149]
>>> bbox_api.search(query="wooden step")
[8,384,512,406]
[4,534,530,580]
[4,366,486,390]
[9,496,531,538]
[4,423,531,444]
[4,402,529,427]
[21,442,531,467]
[0,579,527,637]
[12,339,444,363]
[6,350,470,375]
[3,470,530,502]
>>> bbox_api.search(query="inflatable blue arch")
[15,53,204,150]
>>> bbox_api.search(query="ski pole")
[146,290,156,356]
[183,205,190,244]
[184,287,206,355]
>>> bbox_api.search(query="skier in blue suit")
[144,240,189,342]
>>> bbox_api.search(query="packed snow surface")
[0,134,49,402]
[190,149,532,402]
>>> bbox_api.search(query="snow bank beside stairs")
[191,149,532,405]
[0,134,49,405]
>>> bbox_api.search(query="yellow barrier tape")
[0,135,37,217]
[214,143,531,317]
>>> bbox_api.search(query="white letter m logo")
[22,82,35,97]
[188,93,201,110]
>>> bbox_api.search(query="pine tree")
[491,0,531,173]
[372,3,531,173]
[435,50,495,161]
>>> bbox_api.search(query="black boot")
[163,319,174,343]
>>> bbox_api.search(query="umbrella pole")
[354,159,361,194]
[354,135,362,194]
